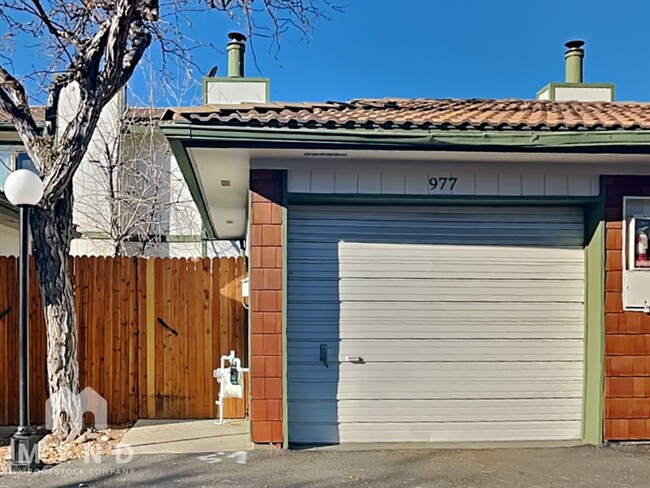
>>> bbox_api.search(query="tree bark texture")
[30,184,80,438]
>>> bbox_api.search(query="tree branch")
[0,65,40,149]
[28,0,81,52]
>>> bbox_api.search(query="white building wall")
[554,87,613,102]
[65,95,238,258]
[167,150,204,258]
[537,88,551,101]
[0,85,237,258]
[205,79,268,104]
[69,239,116,257]
[72,129,239,258]
[0,223,18,256]
[60,83,123,257]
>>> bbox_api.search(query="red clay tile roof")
[123,107,167,124]
[162,98,650,132]
[0,107,45,124]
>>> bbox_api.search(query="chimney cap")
[565,40,585,50]
[228,32,247,43]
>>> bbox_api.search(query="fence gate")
[141,257,247,419]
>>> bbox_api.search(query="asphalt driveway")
[1,444,649,487]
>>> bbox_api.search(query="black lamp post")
[4,168,44,471]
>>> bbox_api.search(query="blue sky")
[5,1,650,106]
[167,0,650,105]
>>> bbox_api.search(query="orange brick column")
[604,176,650,441]
[249,170,284,444]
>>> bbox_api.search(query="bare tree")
[75,61,239,258]
[0,0,336,439]
[75,102,196,257]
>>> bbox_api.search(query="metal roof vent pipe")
[536,40,613,102]
[203,31,268,104]
[227,32,246,78]
[564,40,585,84]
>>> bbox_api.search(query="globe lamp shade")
[4,169,44,207]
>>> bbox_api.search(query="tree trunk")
[30,185,80,439]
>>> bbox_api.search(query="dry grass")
[0,425,130,475]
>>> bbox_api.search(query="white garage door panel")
[289,398,583,423]
[293,281,583,302]
[287,206,585,444]
[289,302,584,339]
[290,421,583,444]
[289,380,582,401]
[289,362,584,382]
[289,339,584,362]
[292,263,585,280]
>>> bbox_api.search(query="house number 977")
[429,176,458,191]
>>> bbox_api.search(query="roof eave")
[165,137,218,239]
[161,123,650,238]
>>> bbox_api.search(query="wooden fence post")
[145,259,156,419]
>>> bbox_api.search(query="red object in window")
[636,231,649,267]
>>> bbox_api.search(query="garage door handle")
[344,356,365,364]
[320,344,328,368]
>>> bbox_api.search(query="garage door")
[287,206,585,444]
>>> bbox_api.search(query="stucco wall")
[0,222,18,256]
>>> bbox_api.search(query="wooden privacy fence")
[0,256,247,426]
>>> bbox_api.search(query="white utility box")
[623,197,650,311]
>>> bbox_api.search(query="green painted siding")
[581,188,606,444]
[281,170,289,448]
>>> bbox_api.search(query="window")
[623,197,650,311]
[0,147,37,193]
[624,197,650,271]
[16,152,37,173]
[0,148,14,193]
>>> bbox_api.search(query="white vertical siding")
[286,165,599,197]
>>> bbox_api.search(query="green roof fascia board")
[0,121,44,131]
[167,138,218,239]
[536,82,616,102]
[202,77,271,104]
[161,124,650,152]
[281,170,289,448]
